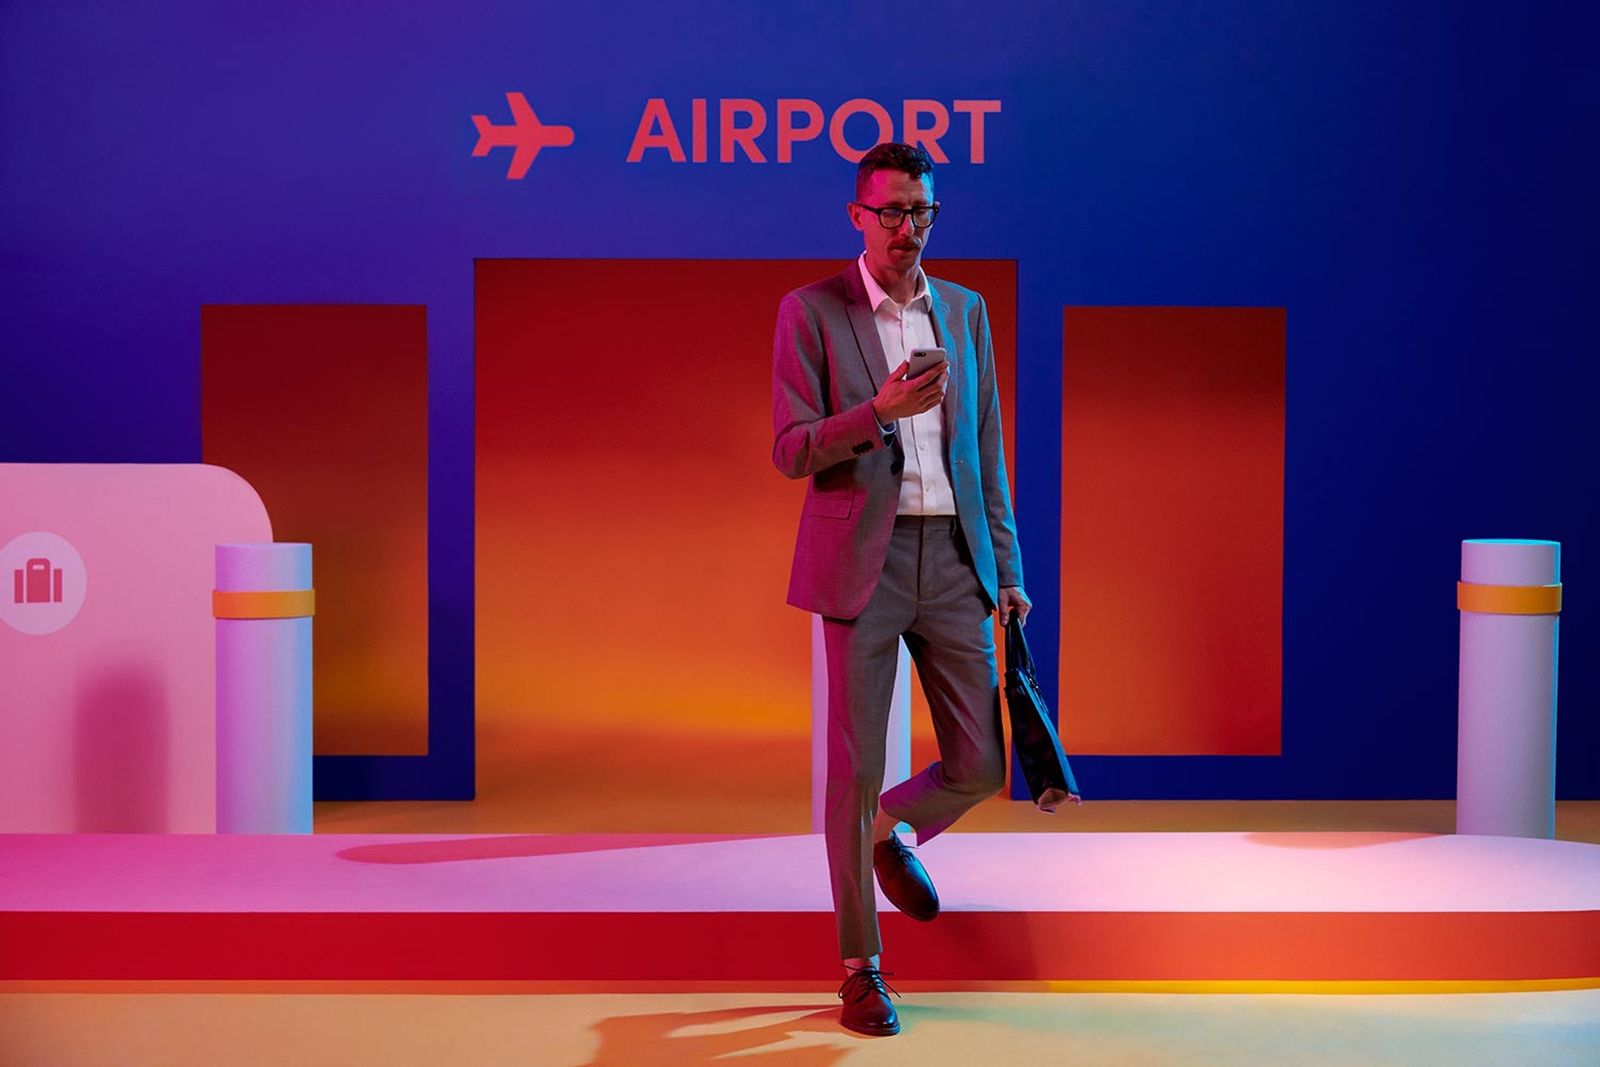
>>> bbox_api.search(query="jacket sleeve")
[973,293,1024,588]
[771,290,890,480]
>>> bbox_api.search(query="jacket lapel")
[842,263,889,395]
[927,280,959,439]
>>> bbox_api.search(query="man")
[771,142,1029,1037]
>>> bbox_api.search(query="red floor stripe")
[6,911,1597,982]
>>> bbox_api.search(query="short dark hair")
[855,142,934,200]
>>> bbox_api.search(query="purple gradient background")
[2,2,1595,798]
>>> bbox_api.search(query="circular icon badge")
[0,531,88,635]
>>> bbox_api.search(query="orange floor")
[5,985,1598,1065]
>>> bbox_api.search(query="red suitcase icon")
[14,557,63,604]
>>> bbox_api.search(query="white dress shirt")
[858,253,955,516]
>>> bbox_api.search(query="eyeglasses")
[856,202,940,230]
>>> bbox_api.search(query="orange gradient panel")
[201,305,429,755]
[477,260,1015,826]
[1061,307,1284,755]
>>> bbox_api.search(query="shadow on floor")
[583,1002,860,1066]
[336,834,790,865]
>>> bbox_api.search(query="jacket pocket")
[806,490,855,519]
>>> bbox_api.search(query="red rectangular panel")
[1061,307,1284,755]
[202,305,430,755]
[477,260,1016,829]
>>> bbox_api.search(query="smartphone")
[907,347,947,379]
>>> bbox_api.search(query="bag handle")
[1004,612,1037,680]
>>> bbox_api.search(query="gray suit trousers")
[821,515,1008,960]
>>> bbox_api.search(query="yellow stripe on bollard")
[1456,581,1562,615]
[212,589,316,619]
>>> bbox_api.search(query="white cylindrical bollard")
[215,543,314,834]
[1456,538,1561,838]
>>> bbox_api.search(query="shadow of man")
[584,1002,859,1066]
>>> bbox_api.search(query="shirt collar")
[858,253,930,313]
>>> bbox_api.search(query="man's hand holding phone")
[871,348,947,424]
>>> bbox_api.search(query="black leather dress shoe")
[838,965,900,1036]
[873,831,939,921]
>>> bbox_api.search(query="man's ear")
[845,201,865,233]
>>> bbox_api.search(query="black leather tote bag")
[1004,614,1082,812]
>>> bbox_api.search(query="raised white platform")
[3,831,1596,986]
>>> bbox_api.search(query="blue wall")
[3,1,1595,798]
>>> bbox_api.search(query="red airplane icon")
[471,92,575,179]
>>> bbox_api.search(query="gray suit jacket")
[772,263,1023,620]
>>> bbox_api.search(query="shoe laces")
[839,965,901,1002]
[885,834,919,867]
